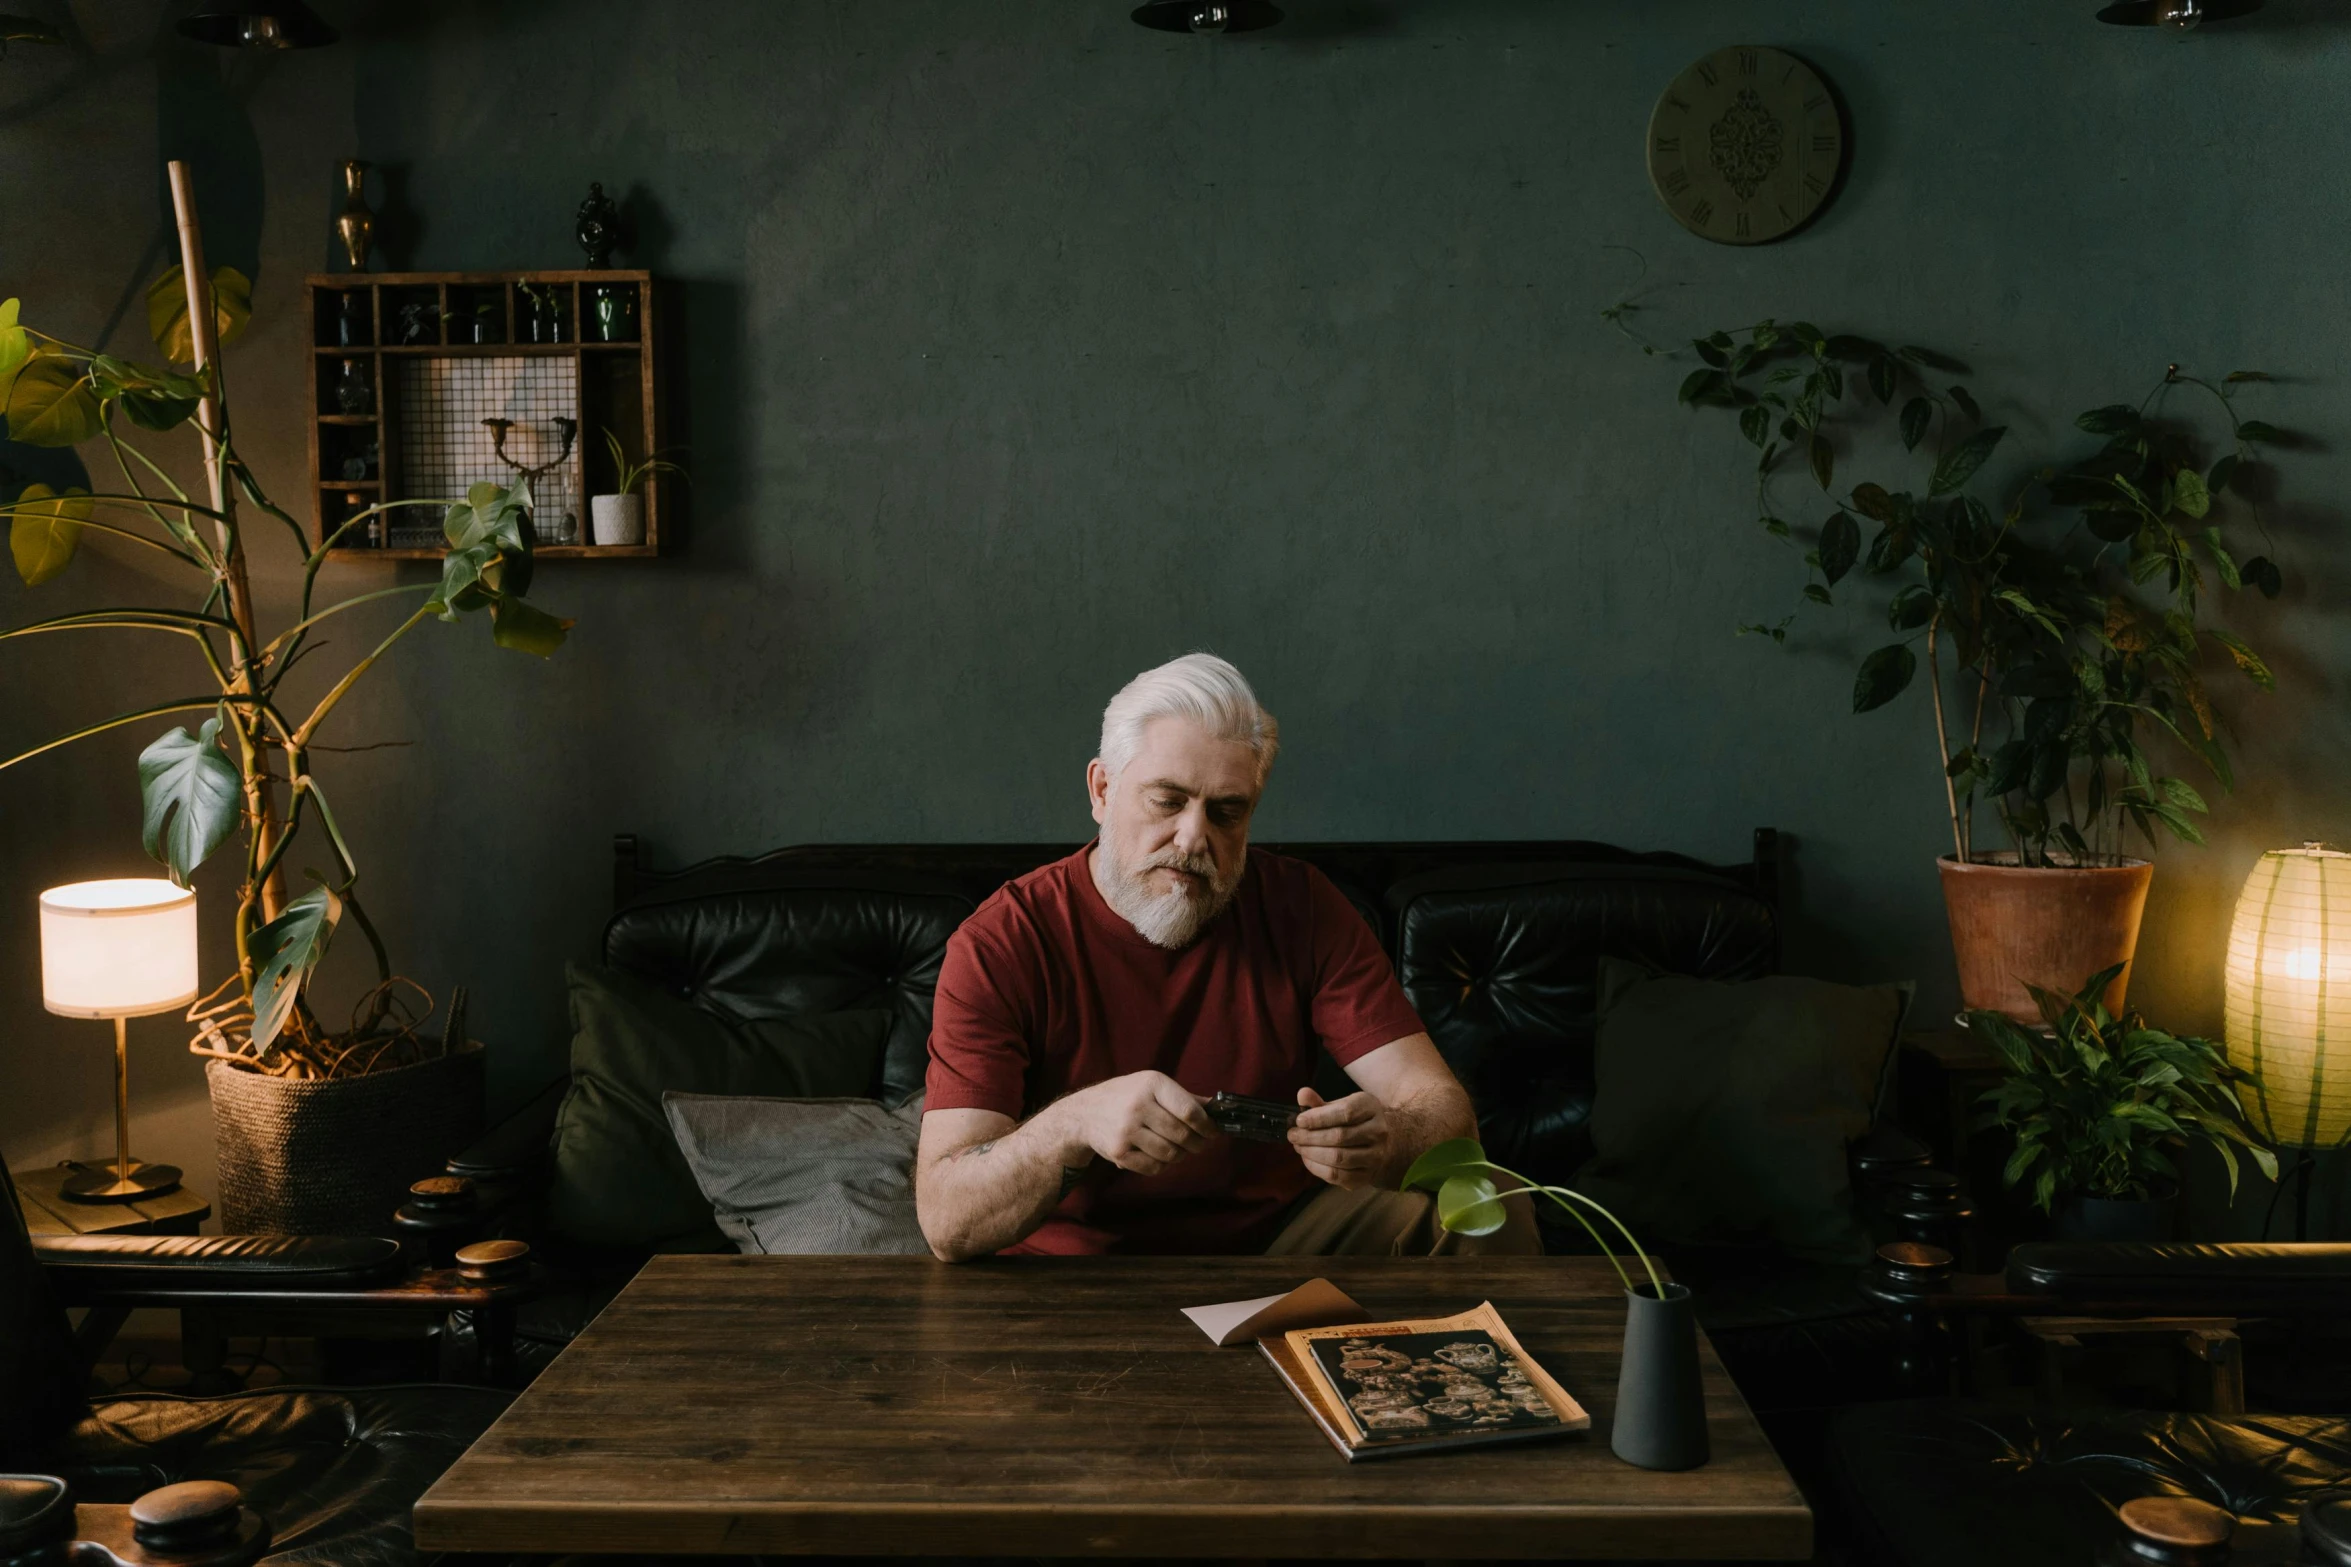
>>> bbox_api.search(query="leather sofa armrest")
[446,1075,566,1184]
[33,1234,405,1292]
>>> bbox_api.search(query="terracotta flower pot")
[1938,853,2154,1024]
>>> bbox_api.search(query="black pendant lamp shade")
[1131,1,1282,33]
[177,1,338,49]
[2097,0,2261,26]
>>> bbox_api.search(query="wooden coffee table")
[414,1255,1811,1559]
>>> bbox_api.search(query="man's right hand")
[1052,1070,1217,1175]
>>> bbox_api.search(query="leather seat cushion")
[32,1235,404,1290]
[1829,1400,2351,1567]
[603,878,973,1105]
[1393,863,1776,1184]
[52,1386,510,1567]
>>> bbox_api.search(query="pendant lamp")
[1131,1,1283,34]
[2097,0,2263,28]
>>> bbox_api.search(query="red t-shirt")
[924,845,1426,1255]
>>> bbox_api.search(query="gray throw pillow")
[1570,958,1913,1265]
[662,1092,931,1255]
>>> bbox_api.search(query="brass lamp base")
[60,1158,183,1204]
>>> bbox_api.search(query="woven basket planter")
[206,1044,485,1235]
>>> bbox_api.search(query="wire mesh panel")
[390,355,583,548]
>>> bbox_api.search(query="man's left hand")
[1288,1086,1393,1189]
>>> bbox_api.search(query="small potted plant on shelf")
[1973,967,2275,1241]
[1406,1139,1703,1471]
[590,427,683,548]
[0,171,573,1233]
[1671,324,2287,1021]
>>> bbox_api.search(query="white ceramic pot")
[590,492,644,547]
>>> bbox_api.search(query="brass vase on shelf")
[335,158,373,271]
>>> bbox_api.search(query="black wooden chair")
[0,1157,511,1567]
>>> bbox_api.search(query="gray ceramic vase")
[1612,1282,1710,1471]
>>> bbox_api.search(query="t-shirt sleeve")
[923,910,1038,1120]
[1305,868,1427,1067]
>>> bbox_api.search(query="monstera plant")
[0,263,568,1078]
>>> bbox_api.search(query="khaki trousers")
[1262,1184,1542,1257]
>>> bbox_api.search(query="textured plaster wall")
[2,0,2347,1233]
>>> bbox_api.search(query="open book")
[1259,1301,1590,1462]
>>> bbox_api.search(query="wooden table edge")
[412,1496,1816,1560]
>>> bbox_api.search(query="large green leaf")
[1929,425,2007,496]
[2172,467,2211,519]
[1435,1173,1508,1236]
[138,717,242,885]
[1401,1136,1489,1194]
[1899,396,1933,452]
[5,352,101,447]
[146,265,253,366]
[1817,510,1860,585]
[246,885,340,1053]
[9,483,88,584]
[1853,643,1917,712]
[490,595,573,657]
[0,298,27,408]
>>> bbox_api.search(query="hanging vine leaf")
[5,352,102,447]
[1929,426,2007,496]
[0,298,27,408]
[1818,510,1860,585]
[1809,432,1835,491]
[138,717,243,885]
[246,885,341,1053]
[9,482,89,584]
[1899,397,1933,452]
[146,265,253,366]
[1853,644,1917,712]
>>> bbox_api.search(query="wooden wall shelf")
[305,269,664,560]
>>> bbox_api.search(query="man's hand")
[1288,1085,1396,1189]
[1055,1069,1218,1176]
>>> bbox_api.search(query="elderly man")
[916,653,1535,1260]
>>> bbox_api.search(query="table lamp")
[38,878,199,1202]
[2223,843,2351,1239]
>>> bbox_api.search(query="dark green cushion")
[1570,959,1913,1265]
[549,963,892,1249]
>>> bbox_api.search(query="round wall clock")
[1646,46,1846,246]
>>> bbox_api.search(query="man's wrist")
[1026,1094,1098,1171]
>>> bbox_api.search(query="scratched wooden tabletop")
[413,1254,1811,1559]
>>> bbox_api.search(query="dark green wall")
[4,1,2347,1228]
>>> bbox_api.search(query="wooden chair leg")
[2183,1327,2245,1416]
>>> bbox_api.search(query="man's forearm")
[1381,1079,1477,1186]
[916,1107,1092,1261]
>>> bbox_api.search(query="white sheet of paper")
[1181,1277,1364,1347]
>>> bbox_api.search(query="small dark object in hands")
[1204,1092,1299,1142]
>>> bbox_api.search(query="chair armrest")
[446,1076,565,1184]
[33,1234,404,1291]
[2006,1241,2351,1314]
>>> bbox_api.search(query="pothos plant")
[1404,1138,1665,1298]
[0,262,570,1077]
[1677,322,2284,867]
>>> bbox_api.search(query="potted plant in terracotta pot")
[1973,967,2275,1240]
[1674,324,2286,1021]
[0,170,572,1232]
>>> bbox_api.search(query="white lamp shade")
[2225,845,2351,1149]
[38,879,200,1020]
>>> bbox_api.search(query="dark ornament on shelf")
[335,159,373,272]
[1130,0,1281,33]
[484,417,581,544]
[2097,0,2260,24]
[177,0,337,49]
[576,183,621,268]
[333,359,373,417]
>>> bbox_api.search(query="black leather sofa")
[453,830,1930,1451]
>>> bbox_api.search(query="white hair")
[1098,652,1280,785]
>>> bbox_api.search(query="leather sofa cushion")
[1830,1400,2351,1567]
[52,1386,510,1567]
[1393,863,1777,1185]
[30,1235,403,1291]
[603,874,973,1105]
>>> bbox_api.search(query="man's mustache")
[1141,849,1224,890]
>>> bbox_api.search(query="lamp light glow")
[2225,844,2351,1150]
[39,879,200,1020]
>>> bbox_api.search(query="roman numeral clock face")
[1647,46,1846,246]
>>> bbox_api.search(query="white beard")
[1092,838,1245,950]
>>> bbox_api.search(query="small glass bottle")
[333,358,373,416]
[335,291,370,346]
